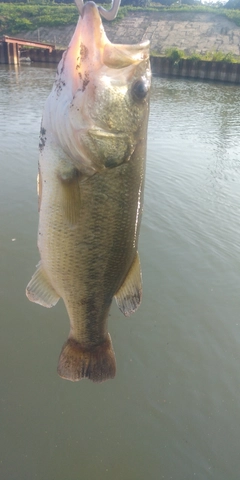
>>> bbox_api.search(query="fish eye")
[132,79,149,101]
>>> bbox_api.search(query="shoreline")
[17,47,240,85]
[12,10,240,58]
[3,8,240,83]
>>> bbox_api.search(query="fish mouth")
[72,1,149,68]
[78,1,106,51]
[81,1,101,21]
[75,0,121,21]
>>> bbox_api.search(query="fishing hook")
[75,0,121,21]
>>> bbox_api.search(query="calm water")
[1,64,240,480]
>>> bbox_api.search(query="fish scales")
[26,1,151,382]
[40,143,145,341]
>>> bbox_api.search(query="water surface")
[1,64,240,480]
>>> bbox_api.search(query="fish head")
[46,1,151,174]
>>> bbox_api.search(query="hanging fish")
[26,0,151,382]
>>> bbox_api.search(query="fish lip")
[81,1,102,26]
[77,3,150,66]
[75,1,106,54]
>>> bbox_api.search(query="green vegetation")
[164,47,240,63]
[222,8,240,26]
[1,2,240,37]
[224,0,240,9]
[0,3,79,34]
[124,5,240,28]
[165,47,185,62]
[203,51,237,62]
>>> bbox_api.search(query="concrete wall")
[0,42,19,64]
[20,47,240,84]
[18,12,240,57]
[151,56,240,83]
[20,48,63,63]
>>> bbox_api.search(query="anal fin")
[26,262,60,308]
[114,252,142,317]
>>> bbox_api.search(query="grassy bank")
[1,3,240,36]
[163,47,240,64]
[0,3,78,34]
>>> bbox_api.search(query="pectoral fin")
[26,262,60,308]
[114,252,142,317]
[58,165,81,225]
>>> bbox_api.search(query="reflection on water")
[1,65,240,480]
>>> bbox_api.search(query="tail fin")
[57,334,116,383]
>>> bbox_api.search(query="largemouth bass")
[26,1,151,382]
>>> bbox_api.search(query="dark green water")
[1,64,240,479]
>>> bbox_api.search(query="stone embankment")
[18,11,240,83]
[18,11,240,55]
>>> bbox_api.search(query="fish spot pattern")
[80,43,88,62]
[54,77,66,97]
[82,72,90,92]
[39,127,47,152]
[54,49,69,96]
[60,48,69,75]
[77,71,90,92]
[76,48,90,92]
